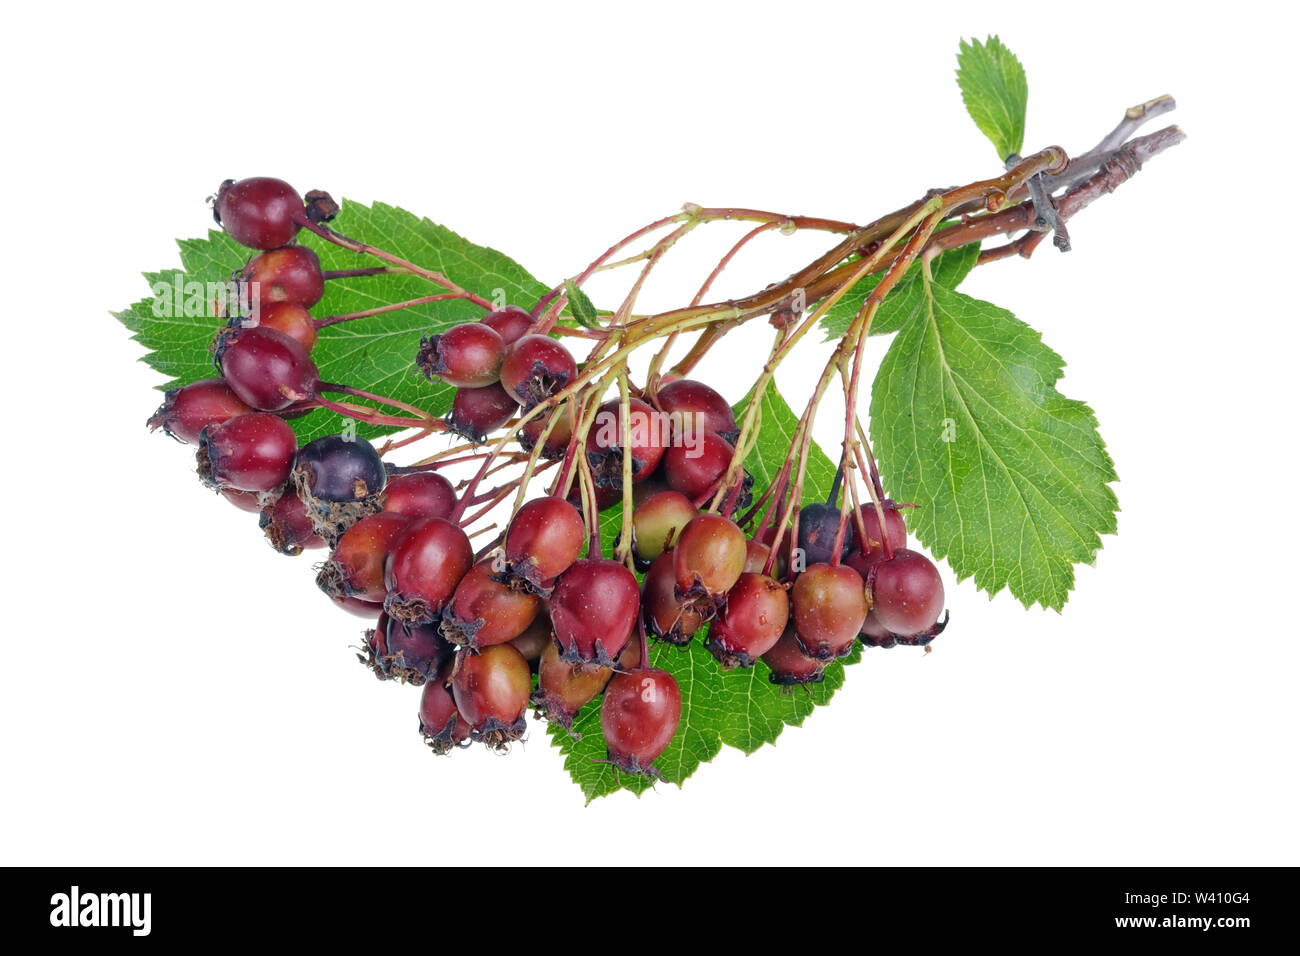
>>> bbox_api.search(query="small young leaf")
[564,280,601,329]
[956,36,1028,161]
[870,273,1117,611]
[550,387,861,802]
[819,244,979,341]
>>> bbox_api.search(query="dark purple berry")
[797,502,848,567]
[365,614,454,685]
[293,434,386,502]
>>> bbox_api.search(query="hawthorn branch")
[932,124,1186,261]
[1041,95,1177,194]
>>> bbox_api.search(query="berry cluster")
[147,176,951,784]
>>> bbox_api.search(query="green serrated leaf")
[819,244,979,341]
[116,202,553,444]
[956,35,1028,161]
[870,272,1117,611]
[553,387,860,802]
[551,638,862,803]
[564,280,601,329]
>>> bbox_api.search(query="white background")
[1,1,1295,866]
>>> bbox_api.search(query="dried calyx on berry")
[586,398,668,491]
[497,496,585,595]
[260,489,325,556]
[761,625,826,687]
[549,559,640,666]
[445,383,518,443]
[451,644,531,751]
[149,378,252,444]
[303,189,339,224]
[417,322,506,389]
[672,514,748,621]
[383,517,474,625]
[600,667,681,779]
[291,433,388,545]
[196,412,297,493]
[362,612,454,685]
[439,560,541,652]
[418,665,472,755]
[499,334,577,409]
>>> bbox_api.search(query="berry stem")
[827,456,844,506]
[512,405,565,513]
[829,208,943,561]
[321,266,398,280]
[318,383,442,425]
[313,293,479,328]
[578,452,601,558]
[613,371,636,568]
[309,395,441,432]
[648,220,780,392]
[294,216,495,310]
